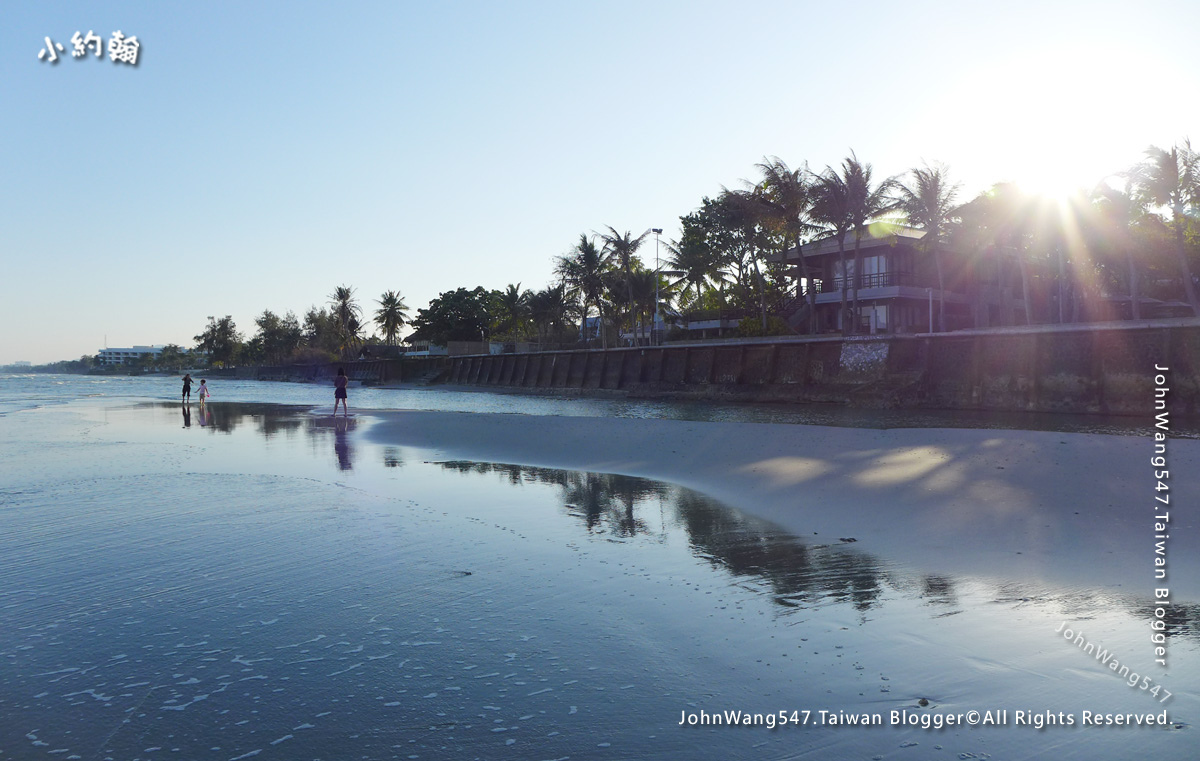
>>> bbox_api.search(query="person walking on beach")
[334,368,349,417]
[182,373,193,402]
[198,379,211,406]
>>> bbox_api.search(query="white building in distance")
[97,345,165,365]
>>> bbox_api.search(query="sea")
[1,373,1196,760]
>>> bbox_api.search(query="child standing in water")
[182,373,193,402]
[198,379,211,405]
[334,368,349,417]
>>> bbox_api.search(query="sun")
[913,46,1159,200]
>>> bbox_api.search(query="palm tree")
[555,234,613,348]
[329,285,363,359]
[374,290,410,345]
[528,284,569,349]
[843,153,898,333]
[1090,184,1143,320]
[662,234,725,304]
[809,169,853,333]
[895,163,961,332]
[496,283,531,339]
[1131,140,1199,315]
[755,156,818,332]
[599,227,650,345]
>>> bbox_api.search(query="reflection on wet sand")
[149,401,1199,641]
[157,402,357,469]
[436,460,1200,640]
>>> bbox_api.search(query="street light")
[652,228,663,345]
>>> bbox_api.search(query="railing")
[828,271,918,291]
[678,308,754,324]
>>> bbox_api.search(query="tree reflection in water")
[435,460,1200,639]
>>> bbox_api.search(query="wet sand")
[2,394,1197,760]
[366,409,1200,599]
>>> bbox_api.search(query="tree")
[494,283,532,339]
[1089,183,1143,319]
[895,163,961,332]
[156,344,187,372]
[842,153,898,333]
[755,156,819,332]
[194,315,243,367]
[253,310,303,364]
[599,227,650,345]
[716,189,775,331]
[662,226,724,306]
[374,290,410,345]
[528,284,570,348]
[809,168,854,333]
[409,287,494,346]
[556,234,613,348]
[303,307,341,356]
[954,184,1037,326]
[329,285,364,359]
[1131,140,1200,315]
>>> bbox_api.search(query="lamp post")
[652,228,663,345]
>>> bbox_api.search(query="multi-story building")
[97,345,165,365]
[776,227,1029,333]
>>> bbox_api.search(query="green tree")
[599,227,650,345]
[556,234,613,348]
[253,310,304,364]
[303,307,341,355]
[1131,140,1200,315]
[755,156,818,332]
[843,153,898,333]
[156,344,187,372]
[896,163,961,332]
[194,315,243,367]
[374,290,410,345]
[809,169,854,333]
[494,283,532,339]
[662,225,725,306]
[528,284,570,348]
[329,285,364,359]
[409,287,494,346]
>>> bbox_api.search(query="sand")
[367,409,1200,600]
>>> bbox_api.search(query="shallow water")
[3,372,1193,437]
[1,385,1197,759]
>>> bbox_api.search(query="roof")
[798,226,925,258]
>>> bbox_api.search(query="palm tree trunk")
[1174,221,1200,316]
[751,245,768,332]
[837,239,849,335]
[850,234,862,335]
[1018,256,1034,326]
[933,247,946,332]
[1127,251,1141,320]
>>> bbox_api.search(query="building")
[97,345,165,365]
[775,227,1027,333]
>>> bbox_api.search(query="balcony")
[827,271,918,291]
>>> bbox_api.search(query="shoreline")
[363,408,1200,600]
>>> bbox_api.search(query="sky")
[3,0,1198,364]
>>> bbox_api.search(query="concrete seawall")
[440,320,1200,416]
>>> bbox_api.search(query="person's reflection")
[199,405,213,428]
[182,403,192,428]
[334,418,353,471]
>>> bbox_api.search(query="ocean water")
[1,375,1196,760]
[2,371,1192,436]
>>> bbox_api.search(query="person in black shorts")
[182,373,193,402]
[334,367,349,417]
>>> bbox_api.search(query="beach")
[367,409,1200,597]
[1,375,1196,760]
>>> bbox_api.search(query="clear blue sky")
[3,1,1197,363]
